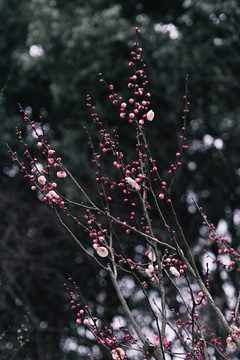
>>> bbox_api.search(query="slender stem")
[155,247,166,343]
[235,291,240,319]
[54,207,108,270]
[169,202,236,339]
[107,265,164,360]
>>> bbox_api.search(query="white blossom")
[146,110,155,121]
[145,264,154,277]
[125,177,141,191]
[170,266,180,277]
[96,246,109,258]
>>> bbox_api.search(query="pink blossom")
[111,347,125,360]
[232,325,240,335]
[226,336,237,350]
[145,264,154,277]
[146,110,154,121]
[170,266,180,277]
[48,190,60,202]
[57,170,67,178]
[48,158,55,164]
[96,246,109,258]
[148,251,156,262]
[48,149,55,155]
[38,175,46,185]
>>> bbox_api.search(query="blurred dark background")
[1,0,240,359]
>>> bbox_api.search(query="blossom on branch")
[226,325,240,350]
[38,175,46,185]
[148,251,156,262]
[145,264,155,277]
[125,176,141,191]
[226,336,237,350]
[96,246,109,258]
[146,110,154,121]
[169,266,180,277]
[48,190,60,202]
[57,170,67,178]
[111,347,125,360]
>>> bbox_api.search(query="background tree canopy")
[1,0,240,359]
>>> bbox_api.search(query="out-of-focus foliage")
[1,0,240,358]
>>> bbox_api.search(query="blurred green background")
[1,0,240,358]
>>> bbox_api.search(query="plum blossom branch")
[107,264,164,360]
[54,207,108,270]
[8,27,240,358]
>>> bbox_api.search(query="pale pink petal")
[38,175,46,185]
[96,246,109,258]
[146,110,154,121]
[170,266,180,277]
